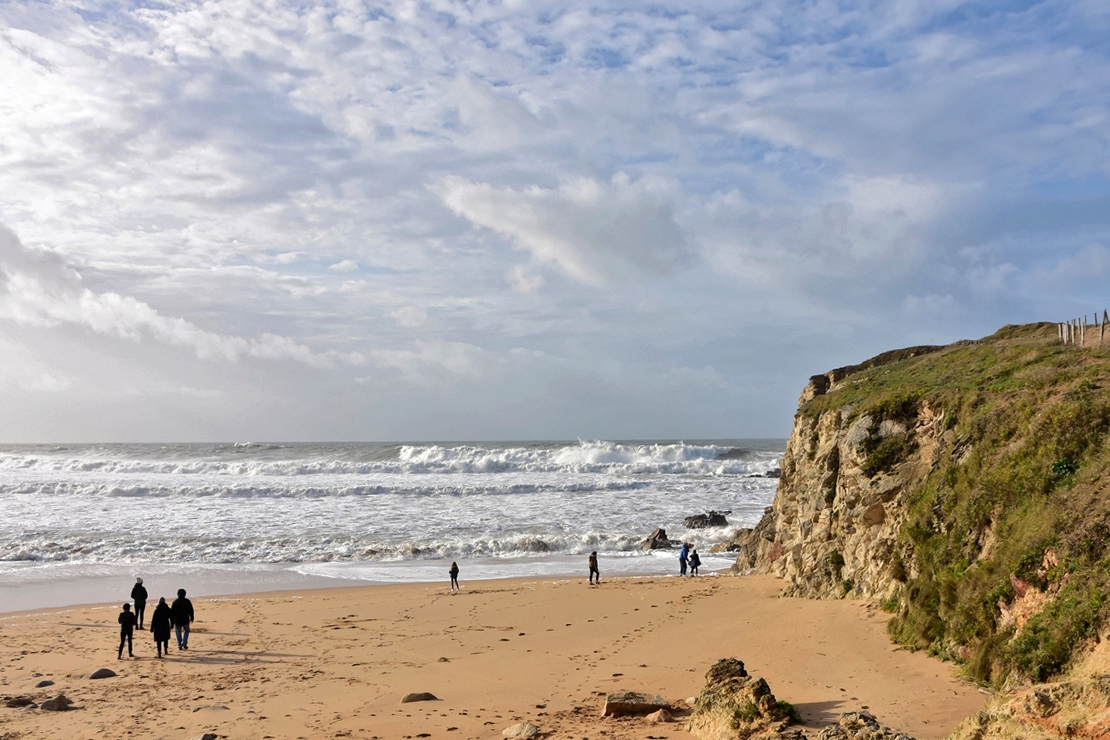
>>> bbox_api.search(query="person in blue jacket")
[679,542,690,576]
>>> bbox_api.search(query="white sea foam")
[0,440,783,579]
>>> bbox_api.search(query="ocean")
[0,439,784,611]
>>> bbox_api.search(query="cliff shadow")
[791,699,846,727]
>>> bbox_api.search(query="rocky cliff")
[729,344,948,600]
[729,323,1110,689]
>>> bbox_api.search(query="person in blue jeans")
[171,588,194,649]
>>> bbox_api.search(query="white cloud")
[390,305,427,328]
[436,173,687,287]
[372,339,497,385]
[329,260,359,272]
[0,226,359,369]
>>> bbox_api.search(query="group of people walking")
[118,577,194,659]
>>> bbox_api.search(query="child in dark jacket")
[117,603,137,659]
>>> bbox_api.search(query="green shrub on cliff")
[801,322,1110,686]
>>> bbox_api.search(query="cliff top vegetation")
[799,322,1110,686]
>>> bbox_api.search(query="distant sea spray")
[0,440,783,568]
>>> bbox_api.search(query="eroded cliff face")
[731,372,948,600]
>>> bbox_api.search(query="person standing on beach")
[690,547,701,576]
[171,589,194,650]
[150,597,172,658]
[131,577,148,629]
[117,603,136,659]
[678,542,689,576]
[588,551,600,584]
[449,561,460,591]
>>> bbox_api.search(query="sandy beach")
[0,573,984,740]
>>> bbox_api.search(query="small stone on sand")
[401,692,438,703]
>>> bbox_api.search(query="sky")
[1,0,1109,442]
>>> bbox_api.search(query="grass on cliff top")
[802,322,1110,686]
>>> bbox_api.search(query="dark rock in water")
[520,537,550,552]
[685,511,730,528]
[816,711,916,740]
[641,528,674,550]
[764,468,782,478]
[401,692,438,703]
[88,668,116,680]
[715,448,751,460]
[602,691,670,717]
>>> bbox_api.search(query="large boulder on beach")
[602,691,671,717]
[641,528,674,550]
[687,658,796,740]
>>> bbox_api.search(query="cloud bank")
[0,0,1108,441]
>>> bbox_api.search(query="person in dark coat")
[131,577,148,629]
[588,551,600,584]
[171,588,194,650]
[117,603,136,659]
[150,597,172,658]
[690,547,701,576]
[449,562,460,591]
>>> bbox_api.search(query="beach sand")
[0,573,983,740]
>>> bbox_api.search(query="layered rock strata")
[730,362,947,600]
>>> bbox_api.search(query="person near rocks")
[131,577,148,629]
[171,588,194,650]
[679,541,690,576]
[588,551,600,584]
[117,602,137,659]
[449,562,460,591]
[150,597,172,658]
[690,547,701,576]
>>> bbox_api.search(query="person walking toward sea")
[150,597,172,658]
[690,547,701,576]
[449,562,460,591]
[131,577,148,629]
[678,542,689,576]
[171,589,194,650]
[588,551,600,584]
[117,603,136,659]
